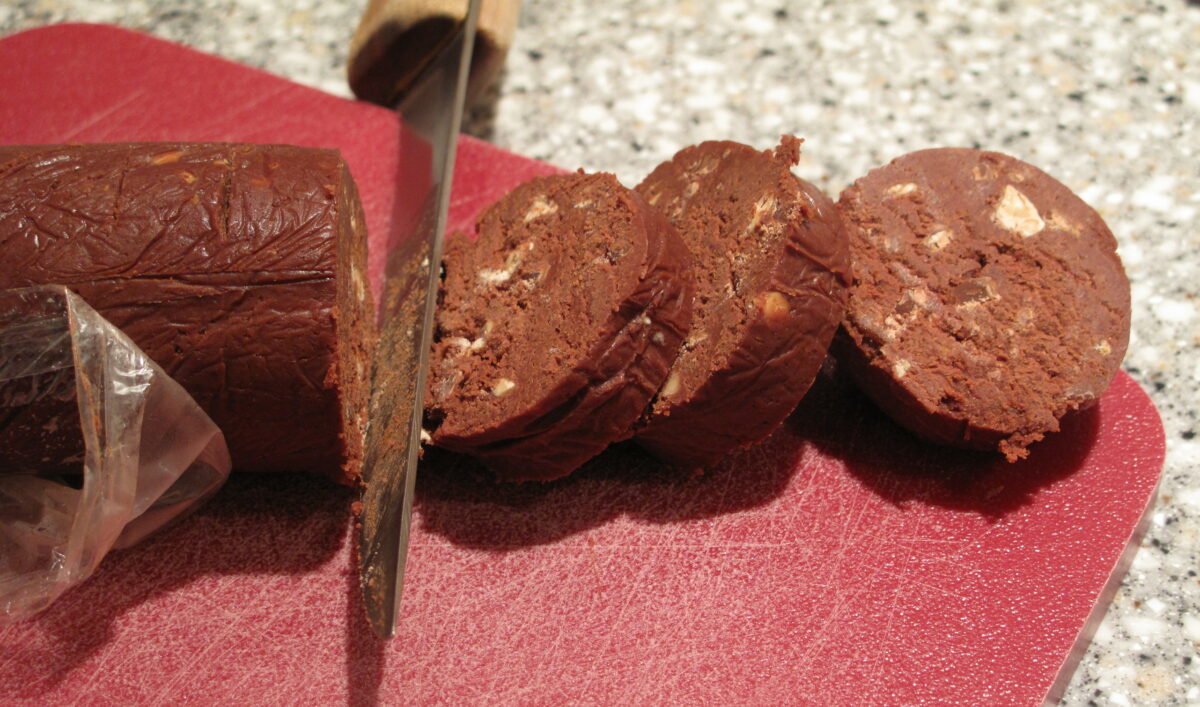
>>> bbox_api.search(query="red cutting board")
[0,24,1165,706]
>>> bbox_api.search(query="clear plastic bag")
[0,285,231,619]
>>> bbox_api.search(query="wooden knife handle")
[348,0,521,107]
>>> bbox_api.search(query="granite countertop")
[3,0,1197,703]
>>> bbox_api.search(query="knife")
[357,0,482,640]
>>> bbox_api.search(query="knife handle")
[348,0,521,107]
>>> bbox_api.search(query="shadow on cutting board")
[791,365,1101,521]
[415,428,806,551]
[416,362,1099,551]
[7,472,352,693]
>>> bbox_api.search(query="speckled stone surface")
[2,1,1198,703]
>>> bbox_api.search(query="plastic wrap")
[0,285,231,619]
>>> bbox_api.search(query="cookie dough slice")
[425,172,693,481]
[836,147,1131,460]
[633,137,852,468]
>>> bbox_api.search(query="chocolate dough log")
[633,137,851,469]
[425,172,693,481]
[835,147,1130,460]
[0,364,82,476]
[0,143,374,482]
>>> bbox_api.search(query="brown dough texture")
[835,147,1131,460]
[0,143,374,482]
[425,172,693,481]
[633,137,851,469]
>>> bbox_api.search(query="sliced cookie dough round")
[835,147,1131,460]
[425,171,693,481]
[633,137,852,468]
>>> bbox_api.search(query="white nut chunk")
[490,378,516,396]
[444,336,473,355]
[477,248,526,285]
[885,182,918,197]
[993,185,1045,237]
[660,371,682,398]
[351,263,368,302]
[756,290,790,324]
[925,229,953,251]
[1046,210,1080,236]
[747,194,777,232]
[523,195,558,221]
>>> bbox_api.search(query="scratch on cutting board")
[58,90,148,142]
[579,542,804,549]
[202,83,291,129]
[61,633,126,702]
[819,481,883,579]
[575,519,685,698]
[934,520,1005,567]
[859,548,918,698]
[140,587,253,705]
[793,590,854,668]
[791,526,910,670]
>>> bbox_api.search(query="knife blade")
[358,0,482,640]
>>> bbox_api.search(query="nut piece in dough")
[523,195,558,221]
[757,290,790,324]
[993,185,1045,237]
